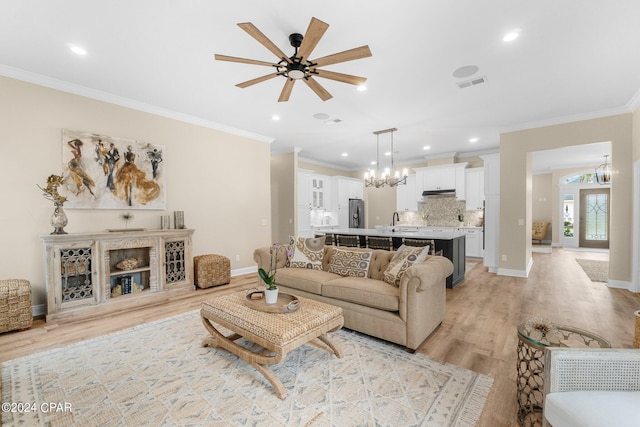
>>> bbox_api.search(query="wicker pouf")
[0,279,33,333]
[194,254,230,288]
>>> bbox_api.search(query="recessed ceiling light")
[423,145,431,150]
[271,115,280,121]
[313,112,330,120]
[69,45,87,55]
[384,151,391,156]
[371,161,377,165]
[452,65,479,79]
[357,84,367,92]
[469,137,479,143]
[341,153,348,157]
[503,31,519,42]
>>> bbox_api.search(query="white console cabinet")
[41,229,194,322]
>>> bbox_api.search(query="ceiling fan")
[214,17,372,102]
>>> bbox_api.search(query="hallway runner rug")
[575,258,609,283]
[2,310,493,426]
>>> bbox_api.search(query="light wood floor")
[2,248,639,427]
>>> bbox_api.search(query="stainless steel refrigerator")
[349,198,365,228]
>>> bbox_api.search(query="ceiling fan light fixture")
[288,69,306,80]
[286,61,307,80]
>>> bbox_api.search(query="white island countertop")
[315,228,466,240]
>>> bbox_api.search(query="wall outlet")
[261,219,267,226]
[518,218,524,226]
[235,254,240,262]
[289,218,293,224]
[501,254,507,261]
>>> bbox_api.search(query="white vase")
[264,288,279,304]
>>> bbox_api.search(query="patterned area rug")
[576,258,609,282]
[2,310,493,426]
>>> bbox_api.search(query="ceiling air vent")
[325,118,343,125]
[457,75,488,89]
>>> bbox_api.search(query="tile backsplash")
[398,196,484,227]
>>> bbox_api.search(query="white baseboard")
[607,279,632,291]
[231,266,257,277]
[498,257,533,278]
[32,304,46,317]
[497,267,529,278]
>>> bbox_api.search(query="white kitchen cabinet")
[465,167,485,210]
[464,228,484,258]
[298,170,312,206]
[332,176,364,228]
[479,153,500,272]
[414,163,468,201]
[297,204,312,237]
[396,174,416,211]
[297,170,313,236]
[311,175,331,209]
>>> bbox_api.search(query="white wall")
[500,113,633,282]
[0,76,272,307]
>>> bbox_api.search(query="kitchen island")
[315,228,466,288]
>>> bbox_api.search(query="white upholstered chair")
[543,348,640,427]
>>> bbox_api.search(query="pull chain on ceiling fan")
[214,17,372,102]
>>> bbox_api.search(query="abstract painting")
[61,129,166,209]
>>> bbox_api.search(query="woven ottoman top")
[201,290,343,347]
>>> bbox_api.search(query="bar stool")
[365,236,393,250]
[335,235,360,247]
[402,238,439,255]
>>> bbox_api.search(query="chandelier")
[364,128,408,188]
[595,154,611,184]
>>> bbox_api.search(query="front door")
[579,188,610,249]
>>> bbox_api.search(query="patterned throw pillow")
[382,244,430,287]
[328,247,373,277]
[287,236,326,270]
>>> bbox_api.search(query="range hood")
[422,189,456,196]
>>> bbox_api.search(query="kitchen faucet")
[392,211,400,226]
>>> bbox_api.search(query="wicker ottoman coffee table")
[200,290,344,398]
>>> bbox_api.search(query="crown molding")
[455,147,500,159]
[502,105,633,134]
[297,156,354,172]
[628,87,640,111]
[0,64,275,144]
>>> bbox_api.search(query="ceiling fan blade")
[236,73,279,88]
[311,45,372,67]
[297,17,329,61]
[303,77,333,101]
[214,54,279,67]
[278,79,295,102]
[237,22,291,63]
[314,69,367,86]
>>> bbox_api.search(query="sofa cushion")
[382,244,430,287]
[288,236,326,270]
[275,268,340,295]
[545,391,640,427]
[322,277,399,311]
[328,247,373,277]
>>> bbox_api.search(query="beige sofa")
[253,246,453,351]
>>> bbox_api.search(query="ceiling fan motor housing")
[289,33,304,49]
